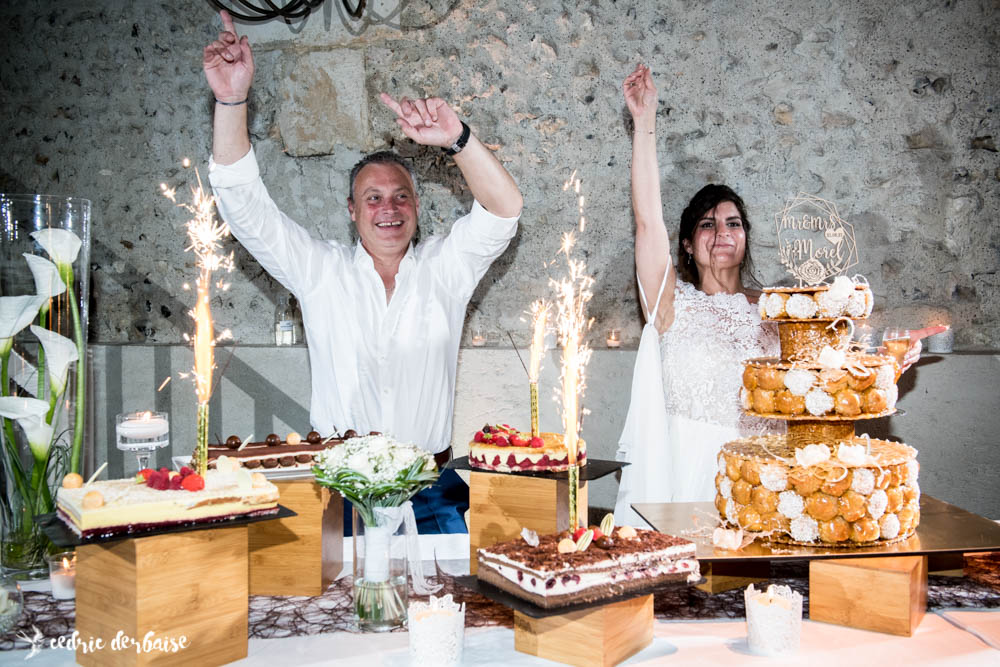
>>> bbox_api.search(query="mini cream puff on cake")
[469,424,587,473]
[56,456,279,539]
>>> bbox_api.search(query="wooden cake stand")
[635,495,1000,636]
[39,507,293,666]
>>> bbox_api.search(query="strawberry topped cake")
[469,424,587,473]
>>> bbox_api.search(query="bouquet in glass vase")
[312,434,439,631]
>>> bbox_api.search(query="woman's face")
[684,200,746,272]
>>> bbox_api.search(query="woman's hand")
[623,64,657,127]
[203,10,254,103]
[900,325,949,374]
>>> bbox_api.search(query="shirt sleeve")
[208,146,333,296]
[431,200,520,302]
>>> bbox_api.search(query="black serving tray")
[448,456,626,481]
[454,574,700,619]
[36,504,296,548]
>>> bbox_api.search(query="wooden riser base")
[469,470,587,574]
[248,479,343,596]
[810,555,927,636]
[76,525,249,667]
[515,594,653,667]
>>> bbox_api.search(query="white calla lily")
[0,295,47,355]
[30,228,82,269]
[30,325,78,397]
[23,254,66,300]
[0,396,53,461]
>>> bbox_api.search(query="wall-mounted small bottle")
[274,293,302,345]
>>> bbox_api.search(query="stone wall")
[1,0,997,346]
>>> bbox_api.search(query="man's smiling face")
[348,162,419,260]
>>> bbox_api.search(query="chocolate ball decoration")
[225,435,242,449]
[306,430,322,444]
[369,430,381,436]
[343,429,358,439]
[594,536,615,550]
[265,433,281,447]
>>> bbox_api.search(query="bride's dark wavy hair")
[676,184,759,288]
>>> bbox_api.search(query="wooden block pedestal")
[696,560,770,594]
[469,470,588,574]
[809,555,927,636]
[248,478,343,595]
[514,594,653,667]
[75,525,248,666]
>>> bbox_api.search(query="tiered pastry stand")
[450,457,624,574]
[39,507,293,666]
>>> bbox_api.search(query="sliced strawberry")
[473,431,485,443]
[509,434,527,447]
[572,526,587,541]
[529,437,544,449]
[181,474,205,492]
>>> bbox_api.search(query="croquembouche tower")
[715,194,920,547]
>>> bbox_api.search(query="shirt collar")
[352,240,417,274]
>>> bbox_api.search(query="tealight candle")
[408,594,465,666]
[925,327,954,354]
[744,583,802,655]
[48,551,77,600]
[471,329,487,347]
[606,329,621,348]
[117,411,169,440]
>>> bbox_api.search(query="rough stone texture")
[0,0,997,347]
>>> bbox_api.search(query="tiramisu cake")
[469,424,587,473]
[476,525,699,609]
[56,457,280,539]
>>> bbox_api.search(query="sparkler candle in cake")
[469,424,587,473]
[476,518,699,609]
[56,456,279,539]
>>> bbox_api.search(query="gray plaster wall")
[90,345,1000,519]
[1,1,998,347]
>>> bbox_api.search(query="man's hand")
[623,64,657,126]
[203,10,254,103]
[379,94,463,148]
[900,325,949,373]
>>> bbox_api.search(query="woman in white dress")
[613,64,940,526]
[613,65,778,525]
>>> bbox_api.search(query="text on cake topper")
[775,192,859,285]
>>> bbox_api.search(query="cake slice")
[476,527,699,609]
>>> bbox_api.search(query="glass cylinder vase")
[0,194,91,579]
[352,505,409,632]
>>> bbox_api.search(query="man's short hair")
[348,151,418,201]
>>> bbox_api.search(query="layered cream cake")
[57,461,279,539]
[202,429,369,472]
[716,435,919,546]
[477,527,698,608]
[469,424,587,473]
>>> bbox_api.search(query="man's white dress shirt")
[209,147,519,454]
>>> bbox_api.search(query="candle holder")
[744,583,802,655]
[408,594,465,666]
[471,328,487,347]
[925,328,954,354]
[116,411,170,473]
[47,551,76,600]
[0,576,23,633]
[606,329,621,348]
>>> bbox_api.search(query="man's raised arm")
[380,94,523,219]
[204,10,254,165]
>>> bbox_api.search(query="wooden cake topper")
[775,192,859,285]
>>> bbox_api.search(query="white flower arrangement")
[312,434,438,525]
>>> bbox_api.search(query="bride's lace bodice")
[660,280,779,433]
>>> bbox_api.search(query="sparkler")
[528,299,549,437]
[162,167,234,474]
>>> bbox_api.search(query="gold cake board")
[635,495,1000,636]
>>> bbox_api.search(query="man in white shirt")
[203,11,523,533]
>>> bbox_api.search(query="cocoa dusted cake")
[476,526,699,609]
[56,457,280,539]
[469,424,587,473]
[203,428,366,472]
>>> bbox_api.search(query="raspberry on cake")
[469,424,587,473]
[476,525,699,609]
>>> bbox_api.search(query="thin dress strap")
[636,256,672,323]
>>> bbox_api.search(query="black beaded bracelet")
[215,98,248,106]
